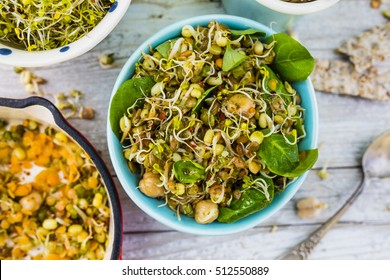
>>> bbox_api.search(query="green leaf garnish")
[222,42,248,72]
[258,133,317,177]
[218,177,274,223]
[173,160,206,184]
[260,65,288,94]
[260,65,292,103]
[294,118,305,138]
[230,28,266,37]
[109,76,155,139]
[192,86,218,113]
[264,33,314,82]
[258,134,299,175]
[282,149,318,177]
[155,38,179,59]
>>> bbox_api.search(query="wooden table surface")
[1,0,390,260]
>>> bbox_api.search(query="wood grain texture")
[1,0,390,259]
[122,223,390,260]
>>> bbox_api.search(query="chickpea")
[138,172,165,198]
[216,36,227,47]
[181,25,193,38]
[194,200,219,224]
[203,129,214,145]
[170,139,179,152]
[19,191,43,214]
[214,143,225,156]
[248,161,261,174]
[253,41,264,55]
[209,185,224,203]
[233,157,246,169]
[226,94,256,118]
[206,76,223,86]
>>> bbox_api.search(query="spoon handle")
[279,177,367,260]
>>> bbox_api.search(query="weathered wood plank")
[0,0,388,172]
[1,0,390,260]
[122,223,390,259]
[118,168,390,233]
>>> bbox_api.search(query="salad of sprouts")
[0,119,110,259]
[0,0,114,51]
[110,20,318,224]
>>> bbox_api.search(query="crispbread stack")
[312,22,390,101]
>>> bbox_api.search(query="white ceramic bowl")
[0,96,123,259]
[255,0,340,15]
[0,1,131,67]
[222,0,340,31]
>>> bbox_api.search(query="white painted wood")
[1,0,390,259]
[119,169,390,232]
[122,224,390,260]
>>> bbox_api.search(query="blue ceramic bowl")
[107,14,318,235]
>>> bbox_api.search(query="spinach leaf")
[218,177,274,223]
[230,28,266,37]
[264,33,314,82]
[222,42,248,72]
[258,133,318,177]
[192,86,217,113]
[173,160,206,184]
[261,65,288,94]
[260,65,292,103]
[109,76,155,139]
[282,149,318,177]
[294,118,305,137]
[155,38,179,59]
[257,134,299,175]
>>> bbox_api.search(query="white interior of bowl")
[0,0,131,67]
[256,0,340,15]
[0,105,115,259]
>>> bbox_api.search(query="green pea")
[38,208,47,221]
[3,131,11,140]
[75,185,86,198]
[69,209,78,219]
[0,120,8,129]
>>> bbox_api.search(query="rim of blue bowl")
[0,96,123,258]
[107,14,319,235]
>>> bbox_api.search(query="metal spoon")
[280,130,390,260]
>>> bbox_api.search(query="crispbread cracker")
[312,59,390,101]
[337,22,390,73]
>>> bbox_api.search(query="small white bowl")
[0,1,131,67]
[0,96,123,259]
[222,0,340,31]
